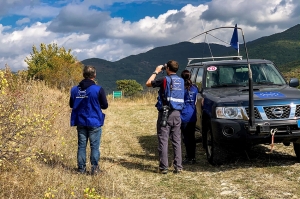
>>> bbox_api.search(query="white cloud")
[0,54,28,70]
[16,17,30,25]
[47,4,111,33]
[80,0,140,8]
[47,0,299,45]
[0,0,40,16]
[0,22,55,71]
[201,0,299,28]
[0,0,299,71]
[14,5,61,18]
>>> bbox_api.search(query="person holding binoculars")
[146,60,184,174]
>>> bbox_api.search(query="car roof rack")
[187,56,243,65]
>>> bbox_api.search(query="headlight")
[216,107,245,119]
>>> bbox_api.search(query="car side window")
[195,68,203,89]
[190,67,198,83]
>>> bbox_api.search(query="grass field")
[1,79,300,199]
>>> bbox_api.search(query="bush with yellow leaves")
[0,68,60,169]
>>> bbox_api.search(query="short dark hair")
[166,60,179,72]
[83,65,96,79]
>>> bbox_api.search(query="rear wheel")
[293,142,300,161]
[205,126,228,165]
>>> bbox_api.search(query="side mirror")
[289,78,299,87]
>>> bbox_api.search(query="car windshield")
[205,63,286,88]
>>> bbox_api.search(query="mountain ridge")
[82,24,300,93]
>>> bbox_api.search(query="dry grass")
[1,82,300,199]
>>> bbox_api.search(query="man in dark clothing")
[70,65,108,175]
[146,60,184,174]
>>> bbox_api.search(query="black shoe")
[159,168,168,174]
[173,168,183,174]
[191,158,196,164]
[91,165,100,175]
[77,167,86,174]
[182,158,196,165]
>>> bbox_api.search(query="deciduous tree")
[25,43,82,90]
[116,79,143,97]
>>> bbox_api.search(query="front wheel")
[293,142,300,161]
[205,126,228,165]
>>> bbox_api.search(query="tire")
[205,125,228,165]
[293,142,300,161]
[201,121,208,150]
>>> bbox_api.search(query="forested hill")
[81,24,300,94]
[241,24,300,67]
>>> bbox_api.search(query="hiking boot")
[77,167,86,174]
[159,168,168,174]
[91,165,100,175]
[173,168,183,174]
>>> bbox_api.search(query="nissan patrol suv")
[186,56,300,165]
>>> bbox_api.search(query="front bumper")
[211,118,300,147]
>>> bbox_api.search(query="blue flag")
[230,24,239,51]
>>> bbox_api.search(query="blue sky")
[110,1,205,21]
[0,0,299,71]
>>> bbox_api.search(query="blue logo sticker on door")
[254,91,285,98]
[297,120,300,128]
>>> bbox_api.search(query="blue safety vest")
[181,84,198,123]
[156,75,184,111]
[70,85,105,127]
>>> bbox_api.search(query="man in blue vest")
[70,65,108,175]
[146,60,184,174]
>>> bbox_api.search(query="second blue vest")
[181,84,198,123]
